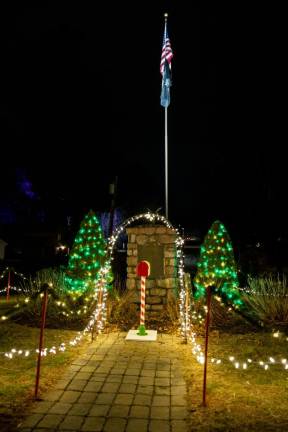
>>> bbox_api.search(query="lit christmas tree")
[65,210,107,292]
[194,220,242,307]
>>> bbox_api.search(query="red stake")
[35,287,49,399]
[6,270,11,302]
[92,282,103,341]
[202,286,212,407]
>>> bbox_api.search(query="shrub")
[107,284,180,332]
[12,268,98,329]
[242,274,288,328]
[20,267,68,297]
[107,288,138,331]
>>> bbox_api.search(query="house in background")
[0,238,8,260]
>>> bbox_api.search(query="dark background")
[0,5,286,251]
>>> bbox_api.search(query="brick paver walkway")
[18,332,189,432]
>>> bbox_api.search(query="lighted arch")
[106,211,189,338]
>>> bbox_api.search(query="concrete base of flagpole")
[126,329,157,341]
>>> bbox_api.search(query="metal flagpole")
[164,13,168,220]
[165,106,168,219]
[161,12,172,220]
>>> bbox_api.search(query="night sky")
[1,5,286,242]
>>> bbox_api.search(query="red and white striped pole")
[140,276,146,326]
[136,260,150,336]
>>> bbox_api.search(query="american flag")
[160,22,173,75]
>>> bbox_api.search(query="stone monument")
[126,224,177,319]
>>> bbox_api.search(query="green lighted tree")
[194,220,242,307]
[65,210,107,292]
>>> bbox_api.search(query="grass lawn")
[182,330,288,431]
[0,317,90,431]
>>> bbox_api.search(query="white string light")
[0,261,113,359]
[0,267,27,281]
[0,286,27,294]
[188,320,288,372]
[238,286,288,297]
[3,212,287,375]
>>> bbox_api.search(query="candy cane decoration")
[136,260,150,336]
[140,276,146,326]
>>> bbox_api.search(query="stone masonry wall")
[126,225,177,319]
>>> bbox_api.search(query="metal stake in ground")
[35,283,49,400]
[6,269,11,302]
[136,260,150,336]
[92,279,104,341]
[202,286,212,407]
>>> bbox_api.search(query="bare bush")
[107,288,138,330]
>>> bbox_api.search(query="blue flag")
[160,60,172,108]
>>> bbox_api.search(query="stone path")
[19,332,189,432]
